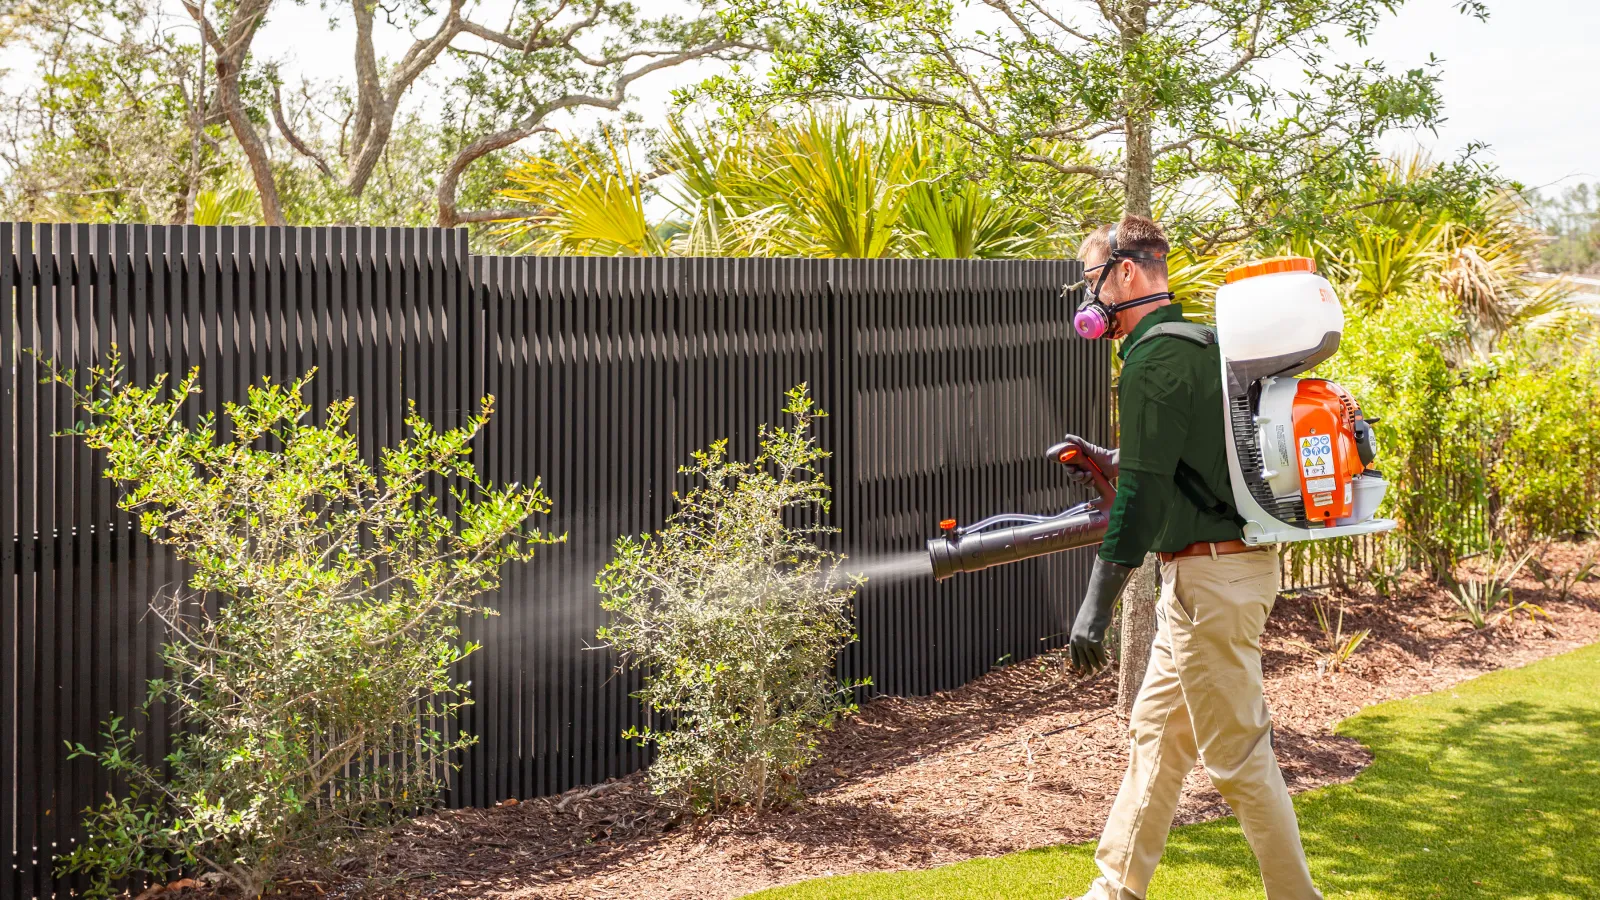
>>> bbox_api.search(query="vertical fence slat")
[1,222,16,900]
[3,231,1124,898]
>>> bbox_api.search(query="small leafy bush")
[596,386,861,813]
[1285,593,1369,676]
[55,358,557,897]
[1310,596,1370,675]
[1449,548,1546,629]
[1542,534,1599,603]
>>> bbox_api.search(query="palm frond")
[1166,244,1246,325]
[496,132,665,257]
[758,113,922,259]
[192,182,261,226]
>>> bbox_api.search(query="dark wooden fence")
[2,224,1104,900]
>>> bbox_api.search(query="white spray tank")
[1215,257,1398,544]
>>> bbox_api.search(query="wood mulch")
[255,542,1600,900]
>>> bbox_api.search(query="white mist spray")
[836,551,934,586]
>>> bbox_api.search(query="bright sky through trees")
[0,0,1592,193]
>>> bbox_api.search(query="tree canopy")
[710,0,1501,244]
[0,0,1513,243]
[0,0,766,227]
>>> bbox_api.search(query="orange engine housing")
[1290,380,1362,526]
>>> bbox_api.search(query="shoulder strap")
[1173,461,1247,527]
[1125,322,1216,356]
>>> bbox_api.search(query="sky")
[1343,0,1600,192]
[8,0,1598,194]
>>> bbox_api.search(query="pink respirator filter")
[1073,306,1111,340]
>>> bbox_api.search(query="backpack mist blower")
[926,256,1398,581]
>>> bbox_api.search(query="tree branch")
[439,37,754,228]
[343,0,467,196]
[458,0,599,54]
[180,0,285,225]
[452,207,532,224]
[272,81,335,179]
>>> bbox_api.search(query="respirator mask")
[1070,224,1174,340]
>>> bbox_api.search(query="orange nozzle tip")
[939,518,958,531]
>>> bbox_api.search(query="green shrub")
[1481,337,1600,545]
[1316,290,1486,577]
[596,386,861,813]
[54,358,557,898]
[1313,291,1600,574]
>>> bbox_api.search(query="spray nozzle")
[924,437,1119,581]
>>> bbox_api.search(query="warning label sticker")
[1299,434,1333,478]
[1306,477,1337,494]
[1311,492,1335,507]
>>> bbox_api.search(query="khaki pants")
[1081,550,1321,900]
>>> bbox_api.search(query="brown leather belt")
[1157,539,1263,563]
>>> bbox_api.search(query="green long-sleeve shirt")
[1098,303,1244,567]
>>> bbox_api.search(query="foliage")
[1361,539,1412,601]
[900,132,1066,260]
[1282,536,1363,594]
[1282,588,1370,675]
[0,0,218,222]
[749,112,921,258]
[1317,288,1481,577]
[714,0,1498,240]
[0,0,758,227]
[1309,595,1369,676]
[497,132,666,256]
[1480,340,1600,546]
[1272,157,1600,575]
[1319,294,1599,576]
[52,357,558,897]
[497,111,1092,259]
[595,386,861,812]
[1536,536,1598,604]
[191,178,264,227]
[1448,548,1545,630]
[658,112,928,258]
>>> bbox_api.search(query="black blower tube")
[926,506,1108,581]
[925,439,1116,581]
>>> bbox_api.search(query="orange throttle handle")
[1046,440,1116,510]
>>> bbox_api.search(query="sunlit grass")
[745,642,1600,899]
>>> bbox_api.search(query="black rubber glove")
[1070,557,1135,673]
[1059,434,1119,487]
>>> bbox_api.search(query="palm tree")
[495,111,1094,261]
[497,132,665,257]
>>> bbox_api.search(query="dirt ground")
[222,543,1600,900]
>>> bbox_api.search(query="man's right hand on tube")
[1059,434,1119,487]
[1070,557,1135,673]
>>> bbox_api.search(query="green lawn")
[746,643,1600,900]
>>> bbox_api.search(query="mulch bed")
[234,542,1600,899]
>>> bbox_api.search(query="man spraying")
[1060,216,1323,900]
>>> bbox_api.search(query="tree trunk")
[217,56,286,226]
[1123,111,1154,218]
[1114,4,1158,713]
[1116,554,1159,717]
[185,0,286,226]
[1118,0,1155,218]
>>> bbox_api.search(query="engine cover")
[1216,255,1398,545]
